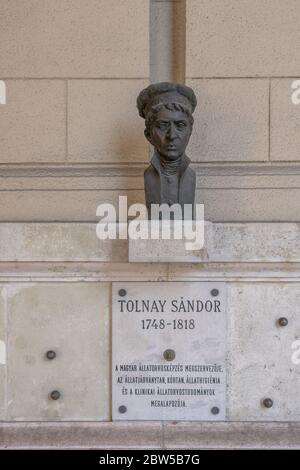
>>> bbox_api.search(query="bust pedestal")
[128,220,210,262]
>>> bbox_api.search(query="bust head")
[137,82,197,161]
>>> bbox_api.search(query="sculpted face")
[148,107,192,161]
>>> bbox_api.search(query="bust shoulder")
[144,163,158,181]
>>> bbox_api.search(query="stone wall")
[186,0,300,222]
[1,0,300,449]
[0,0,149,221]
[0,0,300,222]
[0,222,300,428]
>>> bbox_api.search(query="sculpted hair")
[137,82,197,117]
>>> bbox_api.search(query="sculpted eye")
[176,121,187,129]
[157,122,168,130]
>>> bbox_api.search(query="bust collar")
[150,150,191,178]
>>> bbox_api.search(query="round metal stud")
[50,390,61,401]
[210,289,219,297]
[46,350,56,360]
[263,398,273,408]
[118,289,127,297]
[163,349,176,361]
[278,317,288,327]
[118,405,127,414]
[211,406,220,415]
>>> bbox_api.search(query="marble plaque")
[112,282,227,421]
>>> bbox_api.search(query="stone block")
[0,223,128,262]
[271,79,300,161]
[7,283,110,421]
[187,79,269,162]
[196,188,300,222]
[0,80,66,163]
[68,80,149,162]
[130,222,300,263]
[0,286,6,420]
[0,189,145,222]
[0,0,149,77]
[187,0,300,77]
[227,283,300,421]
[129,221,209,262]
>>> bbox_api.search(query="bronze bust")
[137,82,197,218]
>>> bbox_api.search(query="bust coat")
[144,151,196,217]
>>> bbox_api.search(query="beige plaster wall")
[0,0,299,221]
[0,0,149,220]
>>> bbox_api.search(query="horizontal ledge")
[0,77,150,80]
[187,76,300,79]
[1,164,300,192]
[1,163,300,178]
[0,421,300,449]
[0,421,162,450]
[0,262,300,282]
[164,421,300,449]
[0,222,300,265]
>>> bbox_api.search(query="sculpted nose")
[167,123,176,140]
